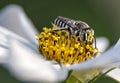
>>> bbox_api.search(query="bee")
[52,16,96,48]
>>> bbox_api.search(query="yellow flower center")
[36,24,98,64]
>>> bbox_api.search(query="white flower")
[0,4,120,82]
[0,5,68,82]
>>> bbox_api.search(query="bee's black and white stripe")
[53,16,90,30]
[53,16,96,48]
[54,16,70,29]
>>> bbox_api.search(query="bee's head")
[79,28,94,42]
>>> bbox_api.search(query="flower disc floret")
[36,24,98,64]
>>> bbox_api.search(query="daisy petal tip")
[0,4,38,45]
[96,37,110,52]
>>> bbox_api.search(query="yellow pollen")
[36,24,98,64]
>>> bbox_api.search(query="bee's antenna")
[94,36,97,48]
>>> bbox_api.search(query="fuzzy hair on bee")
[52,16,96,48]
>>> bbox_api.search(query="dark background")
[0,0,120,83]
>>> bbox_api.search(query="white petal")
[96,37,109,52]
[0,4,38,44]
[69,38,120,70]
[103,68,120,82]
[0,26,11,64]
[114,38,120,47]
[4,37,68,82]
[0,26,38,51]
[101,38,120,82]
[0,47,8,64]
[0,26,38,64]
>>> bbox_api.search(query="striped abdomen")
[53,16,74,29]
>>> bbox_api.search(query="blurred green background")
[0,0,120,83]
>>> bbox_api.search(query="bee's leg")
[75,30,81,42]
[83,32,88,44]
[68,31,71,40]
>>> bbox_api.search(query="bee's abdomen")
[54,16,69,29]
